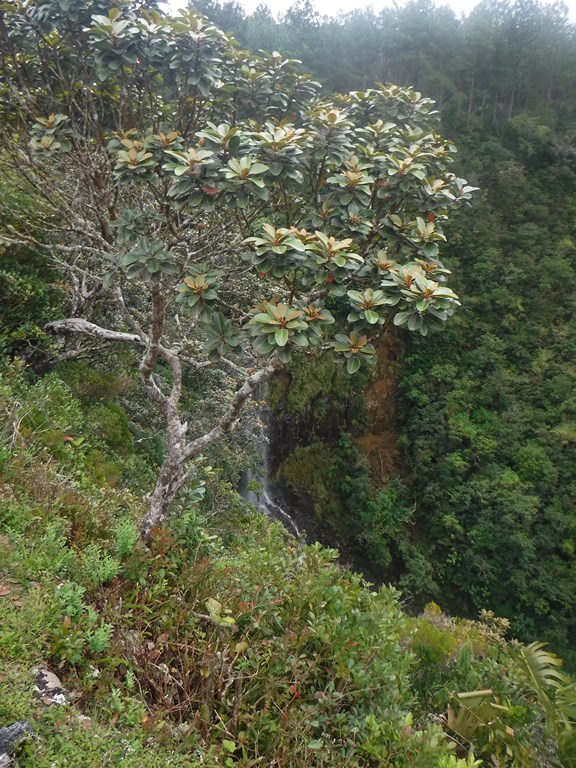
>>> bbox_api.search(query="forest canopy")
[0,0,474,538]
[189,0,576,671]
[1,1,576,766]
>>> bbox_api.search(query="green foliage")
[0,668,209,767]
[0,224,61,363]
[29,113,76,154]
[55,581,87,621]
[3,3,576,764]
[176,262,223,320]
[354,480,413,570]
[517,641,576,763]
[222,0,576,673]
[268,349,367,420]
[77,543,121,587]
[51,579,115,663]
[57,363,136,403]
[0,0,474,372]
[120,239,179,283]
[278,441,337,514]
[206,0,576,141]
[380,259,461,335]
[393,125,576,665]
[278,430,412,572]
[0,0,477,537]
[112,518,139,559]
[84,402,132,456]
[248,301,311,360]
[333,331,376,374]
[0,268,52,360]
[0,359,571,767]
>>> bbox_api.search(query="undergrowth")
[0,363,572,767]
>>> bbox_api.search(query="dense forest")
[189,0,576,663]
[1,0,576,766]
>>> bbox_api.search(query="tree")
[0,0,475,540]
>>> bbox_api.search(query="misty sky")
[165,0,576,22]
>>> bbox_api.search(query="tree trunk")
[139,452,186,542]
[43,316,281,543]
[137,360,280,542]
[138,401,189,542]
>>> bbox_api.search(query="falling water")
[239,410,302,541]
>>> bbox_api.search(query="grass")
[0,364,569,767]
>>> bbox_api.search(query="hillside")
[1,362,574,766]
[1,1,576,765]
[189,0,576,667]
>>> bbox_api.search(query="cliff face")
[266,331,404,578]
[356,331,402,488]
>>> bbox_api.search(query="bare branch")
[183,359,280,462]
[0,226,108,257]
[45,318,144,346]
[113,285,147,342]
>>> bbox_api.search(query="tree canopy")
[0,0,474,537]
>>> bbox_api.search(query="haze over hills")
[1,0,576,765]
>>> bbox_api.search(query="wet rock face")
[238,406,302,539]
[268,474,315,540]
[269,333,401,494]
[267,333,402,583]
[268,372,360,453]
[266,403,322,543]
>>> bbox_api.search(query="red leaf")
[0,585,11,596]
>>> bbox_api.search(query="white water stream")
[239,411,302,540]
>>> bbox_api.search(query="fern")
[519,641,576,741]
[520,642,570,691]
[556,683,576,727]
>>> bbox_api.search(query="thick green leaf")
[274,328,289,346]
[364,309,380,324]
[346,356,361,374]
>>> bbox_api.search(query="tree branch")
[45,318,144,346]
[182,359,280,462]
[113,285,147,342]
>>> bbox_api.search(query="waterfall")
[239,407,302,541]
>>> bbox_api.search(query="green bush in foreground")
[0,364,574,767]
